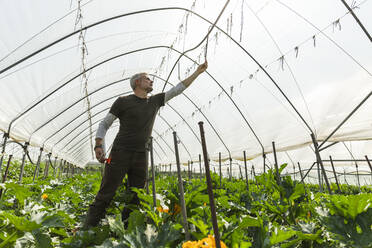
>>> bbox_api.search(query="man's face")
[137,74,153,93]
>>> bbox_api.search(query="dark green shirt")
[109,93,165,152]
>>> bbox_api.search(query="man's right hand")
[95,147,105,163]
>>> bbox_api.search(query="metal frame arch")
[2,6,313,139]
[157,114,192,160]
[28,77,131,143]
[35,76,202,154]
[150,74,231,157]
[47,92,126,149]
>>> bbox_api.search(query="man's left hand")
[197,61,208,74]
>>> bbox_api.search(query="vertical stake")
[172,132,190,240]
[53,157,57,177]
[229,157,232,180]
[33,147,43,182]
[44,156,50,179]
[272,141,281,185]
[329,156,341,192]
[149,137,156,208]
[191,161,193,179]
[19,142,29,183]
[219,152,222,187]
[199,154,202,180]
[310,134,332,194]
[198,122,221,248]
[243,151,249,191]
[365,155,372,182]
[0,155,13,198]
[355,161,360,191]
[0,133,9,174]
[238,163,243,180]
[297,162,304,183]
[188,160,191,181]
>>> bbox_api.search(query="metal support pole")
[229,157,232,180]
[199,154,202,180]
[310,134,332,194]
[252,165,257,186]
[272,142,281,185]
[243,151,249,191]
[329,156,341,192]
[301,162,316,182]
[43,156,49,179]
[365,156,372,182]
[66,163,70,178]
[317,162,323,192]
[53,157,57,177]
[172,132,190,240]
[297,162,304,183]
[238,163,243,180]
[57,159,63,179]
[188,160,191,181]
[191,161,193,179]
[19,142,29,183]
[33,147,43,182]
[339,0,372,42]
[0,133,9,173]
[263,153,266,174]
[145,151,150,194]
[0,155,13,198]
[219,152,222,187]
[355,161,360,190]
[198,122,221,248]
[149,137,156,208]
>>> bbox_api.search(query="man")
[84,61,208,228]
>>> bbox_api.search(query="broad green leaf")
[270,227,296,245]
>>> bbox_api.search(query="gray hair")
[130,73,146,90]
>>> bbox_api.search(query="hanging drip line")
[275,0,372,77]
[339,0,372,42]
[204,26,210,61]
[75,0,94,159]
[0,0,95,63]
[245,2,317,136]
[161,0,231,92]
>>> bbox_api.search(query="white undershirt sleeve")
[96,113,117,153]
[164,81,187,104]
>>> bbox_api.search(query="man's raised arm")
[164,61,208,103]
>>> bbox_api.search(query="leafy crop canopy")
[0,0,371,168]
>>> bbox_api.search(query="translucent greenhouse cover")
[0,0,371,177]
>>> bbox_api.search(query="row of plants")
[0,160,370,247]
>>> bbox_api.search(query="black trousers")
[84,149,147,227]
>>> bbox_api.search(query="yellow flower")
[41,193,48,200]
[182,235,228,248]
[203,202,207,206]
[156,206,169,213]
[200,235,228,248]
[182,240,199,248]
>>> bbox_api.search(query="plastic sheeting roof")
[0,0,371,168]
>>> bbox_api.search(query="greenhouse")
[0,0,371,247]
